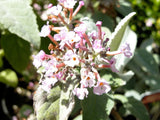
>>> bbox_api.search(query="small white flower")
[39,21,50,37]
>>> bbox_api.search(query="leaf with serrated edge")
[0,0,40,48]
[108,12,136,51]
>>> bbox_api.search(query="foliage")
[128,0,160,46]
[0,0,159,120]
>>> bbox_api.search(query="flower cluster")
[33,0,132,100]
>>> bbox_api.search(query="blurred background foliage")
[0,0,160,120]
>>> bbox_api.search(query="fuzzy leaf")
[100,70,126,89]
[34,75,79,120]
[34,86,61,120]
[0,69,18,87]
[1,34,31,73]
[114,27,137,72]
[109,12,136,51]
[0,0,40,48]
[59,75,79,120]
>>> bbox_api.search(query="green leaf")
[73,114,82,120]
[125,90,141,100]
[114,95,150,120]
[0,49,4,67]
[1,34,31,73]
[127,58,160,90]
[115,0,133,16]
[133,49,159,75]
[109,12,136,51]
[82,90,114,120]
[92,11,115,31]
[0,0,40,48]
[34,86,60,120]
[0,69,18,87]
[140,38,153,52]
[59,75,79,120]
[34,75,79,120]
[114,27,137,73]
[100,70,126,89]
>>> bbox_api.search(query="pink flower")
[93,79,111,95]
[54,29,68,40]
[109,57,119,73]
[58,0,77,9]
[39,21,51,37]
[96,21,102,26]
[64,50,79,67]
[47,4,62,16]
[68,32,81,44]
[88,30,97,40]
[64,0,77,9]
[32,50,48,68]
[121,43,132,57]
[73,87,88,100]
[41,77,58,93]
[80,67,89,79]
[80,72,96,88]
[74,24,86,37]
[79,1,84,6]
[92,40,104,53]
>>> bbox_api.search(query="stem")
[65,43,73,50]
[56,63,65,68]
[79,45,89,52]
[48,34,59,46]
[95,64,110,68]
[82,33,92,48]
[58,14,67,25]
[79,38,83,54]
[69,8,73,22]
[72,1,84,17]
[106,51,122,56]
[96,21,103,43]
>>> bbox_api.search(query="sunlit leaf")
[109,12,136,51]
[34,75,79,120]
[0,0,40,48]
[114,27,137,73]
[0,49,4,67]
[0,69,18,87]
[100,70,126,89]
